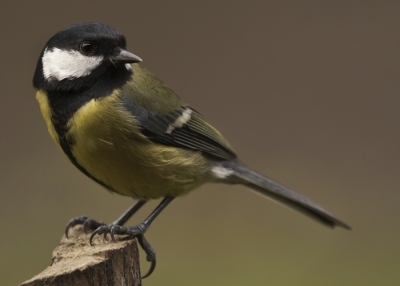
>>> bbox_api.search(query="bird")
[33,22,350,278]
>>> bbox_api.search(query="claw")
[90,225,120,245]
[141,258,156,279]
[137,234,156,279]
[110,226,117,242]
[65,216,105,239]
[83,219,105,233]
[89,226,104,246]
[65,216,88,238]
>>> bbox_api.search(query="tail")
[217,161,351,229]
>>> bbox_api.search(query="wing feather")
[119,64,236,160]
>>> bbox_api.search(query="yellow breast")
[37,90,211,199]
[36,90,63,153]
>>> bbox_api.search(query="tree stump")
[20,225,142,286]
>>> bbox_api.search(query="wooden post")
[20,225,142,286]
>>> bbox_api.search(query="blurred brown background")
[1,1,399,285]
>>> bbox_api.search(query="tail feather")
[220,161,351,229]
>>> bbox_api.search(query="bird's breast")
[36,90,64,153]
[37,90,211,199]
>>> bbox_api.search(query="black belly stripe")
[47,91,117,192]
[57,132,115,192]
[36,62,135,192]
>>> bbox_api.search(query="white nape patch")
[211,166,234,179]
[125,63,132,71]
[166,108,193,134]
[42,48,103,81]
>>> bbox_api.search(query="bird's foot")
[136,234,156,279]
[89,223,147,244]
[65,216,156,278]
[65,216,105,238]
[90,223,156,278]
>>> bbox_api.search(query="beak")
[111,49,142,64]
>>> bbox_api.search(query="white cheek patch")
[42,48,104,81]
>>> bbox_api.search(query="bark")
[20,225,141,286]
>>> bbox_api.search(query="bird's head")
[33,22,142,92]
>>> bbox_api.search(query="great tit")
[33,22,350,278]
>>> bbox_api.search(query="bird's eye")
[80,41,95,55]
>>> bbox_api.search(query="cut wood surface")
[20,225,141,286]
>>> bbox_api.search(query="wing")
[119,64,236,160]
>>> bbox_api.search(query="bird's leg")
[65,200,147,238]
[90,196,175,243]
[89,196,175,278]
[112,200,147,226]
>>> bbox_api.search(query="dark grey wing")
[120,94,236,160]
